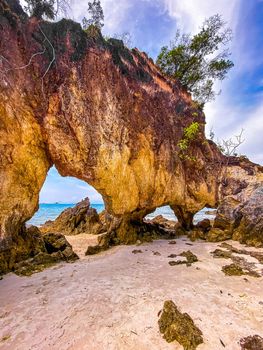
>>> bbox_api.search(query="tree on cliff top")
[24,0,55,19]
[82,0,104,31]
[156,15,234,107]
[24,0,71,19]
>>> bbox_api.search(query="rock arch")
[0,0,263,270]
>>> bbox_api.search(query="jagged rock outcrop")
[0,225,78,275]
[40,197,107,235]
[0,0,263,271]
[14,230,79,276]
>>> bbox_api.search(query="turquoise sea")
[28,203,214,226]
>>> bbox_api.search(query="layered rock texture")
[0,0,263,272]
[232,187,263,246]
[212,163,263,247]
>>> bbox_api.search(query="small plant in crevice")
[178,122,200,160]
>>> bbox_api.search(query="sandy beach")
[0,237,262,350]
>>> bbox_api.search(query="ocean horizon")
[27,203,215,227]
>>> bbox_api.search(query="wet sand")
[0,237,262,350]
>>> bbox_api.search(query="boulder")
[145,215,183,236]
[206,228,232,242]
[168,250,198,267]
[232,186,263,247]
[240,335,263,350]
[0,225,46,275]
[188,228,207,241]
[0,226,78,276]
[43,232,79,261]
[85,219,180,256]
[213,186,263,247]
[146,215,177,230]
[158,300,203,349]
[213,197,239,231]
[195,218,211,232]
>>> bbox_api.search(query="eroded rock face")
[214,161,263,246]
[231,186,263,247]
[0,0,263,269]
[40,198,106,235]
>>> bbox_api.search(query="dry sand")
[0,236,263,350]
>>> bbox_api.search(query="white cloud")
[162,0,240,34]
[205,97,263,164]
[229,102,263,164]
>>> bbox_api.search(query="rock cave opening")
[27,166,104,228]
[193,207,217,224]
[144,205,216,226]
[145,206,178,222]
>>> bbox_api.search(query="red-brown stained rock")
[0,0,262,272]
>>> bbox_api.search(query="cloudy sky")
[39,0,263,203]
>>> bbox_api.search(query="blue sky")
[39,0,263,203]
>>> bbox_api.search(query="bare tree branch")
[217,128,245,156]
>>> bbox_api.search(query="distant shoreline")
[29,204,215,228]
[39,202,104,205]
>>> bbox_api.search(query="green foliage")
[24,0,55,19]
[156,14,234,105]
[178,138,188,151]
[183,122,199,141]
[82,0,104,31]
[178,122,200,157]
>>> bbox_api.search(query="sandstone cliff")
[0,0,262,273]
